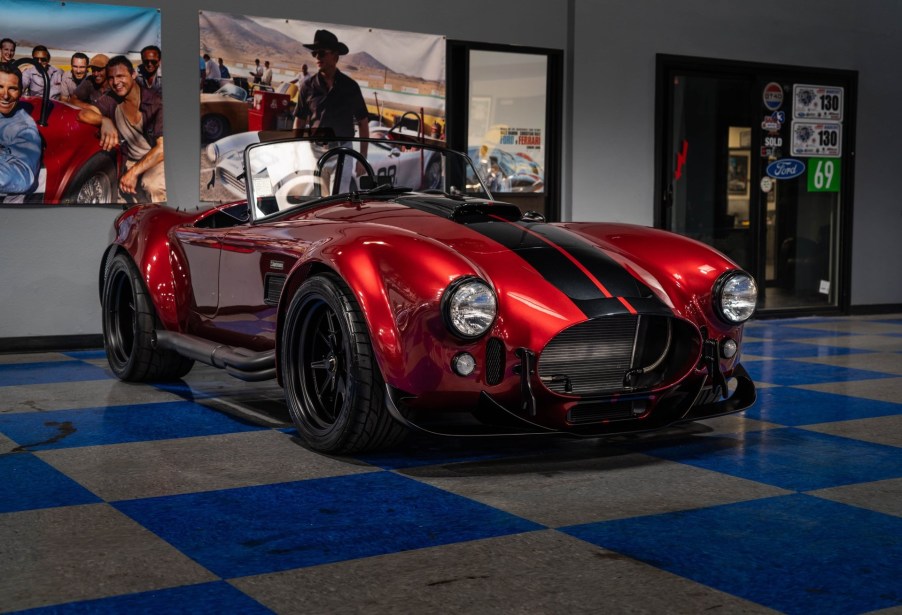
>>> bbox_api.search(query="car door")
[171,225,222,320]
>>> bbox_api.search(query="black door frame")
[655,54,858,317]
[447,40,563,221]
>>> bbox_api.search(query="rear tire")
[101,252,194,381]
[281,274,407,453]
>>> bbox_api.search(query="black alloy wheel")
[282,274,406,453]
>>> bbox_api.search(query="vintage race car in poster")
[468,145,544,193]
[101,135,757,454]
[205,118,443,198]
[12,59,118,204]
[200,82,251,143]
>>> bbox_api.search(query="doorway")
[656,55,856,315]
[447,41,563,220]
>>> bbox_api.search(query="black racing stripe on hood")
[521,223,659,299]
[393,196,670,318]
[466,219,610,302]
[578,297,675,319]
[467,218,670,317]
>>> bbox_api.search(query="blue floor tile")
[0,361,112,387]
[0,454,100,513]
[741,340,866,358]
[114,471,543,578]
[149,381,221,401]
[640,428,902,491]
[0,401,264,451]
[62,350,107,360]
[745,359,895,386]
[13,581,272,614]
[746,386,902,425]
[562,494,902,614]
[743,323,853,340]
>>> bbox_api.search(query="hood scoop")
[394,196,522,224]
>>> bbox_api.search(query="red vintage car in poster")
[13,59,119,204]
[100,135,757,454]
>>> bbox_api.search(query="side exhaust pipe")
[153,330,276,382]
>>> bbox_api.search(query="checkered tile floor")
[1,314,901,614]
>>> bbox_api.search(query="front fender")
[280,223,485,390]
[562,222,746,334]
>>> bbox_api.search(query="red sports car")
[100,135,757,453]
[15,59,118,204]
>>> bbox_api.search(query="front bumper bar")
[384,363,756,438]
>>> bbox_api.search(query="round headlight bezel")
[441,276,497,340]
[713,270,758,324]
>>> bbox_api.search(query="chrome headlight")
[714,271,758,324]
[205,142,220,163]
[442,277,497,339]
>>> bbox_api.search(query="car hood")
[310,195,681,320]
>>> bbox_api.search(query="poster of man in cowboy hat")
[198,13,446,201]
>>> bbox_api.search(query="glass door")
[657,56,855,314]
[447,42,562,220]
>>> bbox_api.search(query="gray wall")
[0,0,567,340]
[572,0,902,306]
[1,0,899,343]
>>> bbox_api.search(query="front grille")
[568,401,638,424]
[485,337,505,385]
[538,314,639,395]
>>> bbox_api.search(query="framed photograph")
[727,151,749,196]
[739,129,751,148]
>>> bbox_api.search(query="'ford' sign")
[766,158,806,180]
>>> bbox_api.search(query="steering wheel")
[315,147,377,195]
[388,111,423,138]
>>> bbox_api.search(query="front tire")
[101,252,194,381]
[282,274,406,453]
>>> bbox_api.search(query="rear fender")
[105,205,195,331]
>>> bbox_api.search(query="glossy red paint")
[104,184,754,435]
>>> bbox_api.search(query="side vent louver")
[264,274,286,306]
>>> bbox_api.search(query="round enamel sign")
[763,82,783,111]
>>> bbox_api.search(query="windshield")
[244,137,493,220]
[215,83,248,102]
